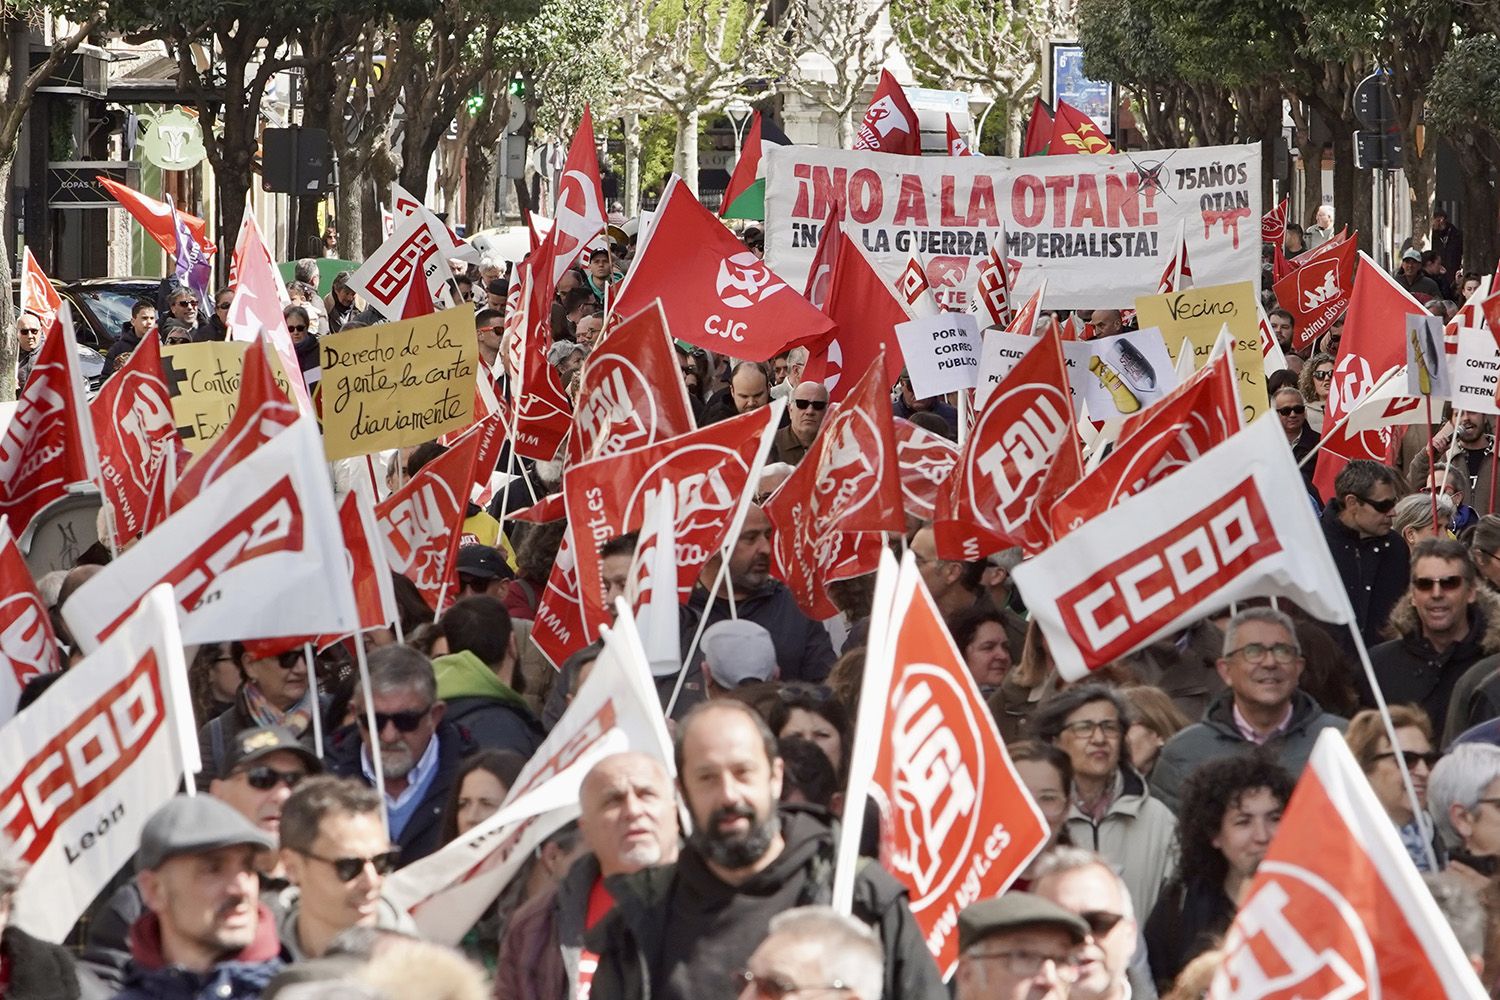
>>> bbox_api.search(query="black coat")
[2,925,81,1000]
[1143,878,1236,990]
[1365,595,1500,746]
[1319,501,1409,659]
[684,580,836,684]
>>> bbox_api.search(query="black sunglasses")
[1276,405,1305,416]
[216,302,231,311]
[286,324,309,333]
[793,398,829,411]
[1375,749,1443,769]
[1353,494,1398,514]
[356,708,431,733]
[1412,575,1465,593]
[1313,369,1333,381]
[165,337,191,345]
[1080,910,1126,937]
[240,765,306,791]
[301,848,401,882]
[174,299,198,308]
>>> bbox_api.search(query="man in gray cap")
[701,619,778,696]
[111,795,285,1000]
[954,893,1087,1000]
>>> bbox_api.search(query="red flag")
[851,70,921,155]
[376,428,481,609]
[767,356,906,618]
[1261,197,1288,244]
[1275,232,1357,352]
[935,327,1079,559]
[1272,240,1293,282]
[90,332,176,543]
[893,417,959,521]
[840,555,1048,977]
[801,198,845,311]
[1312,253,1420,500]
[0,518,61,722]
[944,115,973,156]
[802,226,909,402]
[569,300,696,464]
[1022,97,1054,156]
[19,248,62,335]
[140,440,189,537]
[719,111,764,218]
[565,405,781,645]
[1047,100,1113,155]
[0,312,99,533]
[513,262,575,461]
[225,212,311,413]
[531,527,587,670]
[175,335,297,504]
[973,237,1016,329]
[541,106,607,286]
[401,259,438,319]
[1157,221,1194,294]
[96,175,214,254]
[1212,732,1487,998]
[1050,351,1240,539]
[612,176,832,362]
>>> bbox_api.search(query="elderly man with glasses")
[771,381,829,466]
[1151,608,1349,813]
[954,893,1087,1000]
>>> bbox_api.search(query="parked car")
[12,276,157,392]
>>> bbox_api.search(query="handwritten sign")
[319,305,478,460]
[161,342,296,454]
[1135,280,1265,420]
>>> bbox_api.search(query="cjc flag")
[1014,415,1353,681]
[852,70,921,155]
[1211,730,1487,999]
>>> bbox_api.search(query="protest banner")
[765,143,1261,309]
[895,312,981,397]
[1134,280,1267,419]
[1454,328,1500,415]
[3,586,196,943]
[1406,313,1449,398]
[319,306,479,461]
[160,342,297,454]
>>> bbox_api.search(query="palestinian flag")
[719,111,791,220]
[1022,96,1054,156]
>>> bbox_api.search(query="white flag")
[627,480,682,677]
[348,207,452,320]
[62,417,359,653]
[2,585,196,942]
[384,602,674,944]
[1343,367,1426,435]
[1013,415,1352,681]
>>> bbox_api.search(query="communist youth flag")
[96,175,213,254]
[834,551,1048,979]
[1311,252,1419,501]
[1211,730,1486,998]
[612,175,832,362]
[767,356,905,619]
[852,69,921,155]
[801,225,909,402]
[376,429,482,610]
[1047,100,1113,155]
[935,326,1080,560]
[90,331,176,543]
[1261,197,1288,245]
[944,115,973,156]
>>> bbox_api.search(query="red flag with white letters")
[893,417,959,521]
[225,212,311,413]
[852,70,921,155]
[531,527,588,671]
[512,262,574,461]
[1212,731,1487,999]
[973,237,1016,330]
[935,327,1078,559]
[767,357,906,618]
[90,332,177,544]
[0,518,61,725]
[612,176,832,362]
[836,552,1048,979]
[376,429,481,610]
[1274,231,1356,352]
[1261,197,1288,245]
[801,226,909,402]
[538,106,607,285]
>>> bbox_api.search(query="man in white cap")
[701,619,778,697]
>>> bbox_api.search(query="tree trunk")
[1328,118,1355,240]
[1453,138,1498,275]
[464,142,498,232]
[0,158,15,401]
[837,109,854,148]
[675,107,699,195]
[1402,125,1437,253]
[623,110,641,215]
[338,178,365,261]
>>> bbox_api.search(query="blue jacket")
[109,906,284,1000]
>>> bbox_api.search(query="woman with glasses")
[196,643,337,786]
[1345,705,1443,871]
[1032,684,1179,922]
[1297,351,1335,434]
[1144,754,1293,990]
[1428,743,1500,889]
[284,304,320,385]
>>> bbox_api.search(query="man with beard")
[327,645,477,864]
[586,701,943,1000]
[1411,409,1496,513]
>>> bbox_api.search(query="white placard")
[1062,327,1178,419]
[1454,327,1500,416]
[895,312,981,398]
[1406,313,1450,399]
[975,331,1040,407]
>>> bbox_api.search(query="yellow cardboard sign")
[319,305,478,460]
[160,342,296,454]
[1134,280,1266,420]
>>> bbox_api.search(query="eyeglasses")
[1375,750,1442,770]
[1276,405,1306,416]
[17,327,41,335]
[286,324,309,333]
[239,765,307,791]
[680,366,698,377]
[732,970,852,999]
[962,949,1081,984]
[1079,910,1126,937]
[174,299,198,308]
[300,848,401,882]
[1412,575,1466,593]
[793,398,828,411]
[356,708,431,733]
[1476,549,1499,563]
[1313,369,1333,381]
[1225,642,1300,664]
[216,302,231,311]
[165,337,191,345]
[1059,719,1124,739]
[1353,494,1398,514]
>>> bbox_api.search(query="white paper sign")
[896,312,981,397]
[1406,313,1450,399]
[1454,327,1500,416]
[1062,327,1178,419]
[975,331,1040,407]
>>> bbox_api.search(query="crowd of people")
[6,192,1500,1000]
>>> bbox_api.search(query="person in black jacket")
[1320,460,1409,659]
[2,850,88,1000]
[1144,755,1294,991]
[586,700,944,1000]
[105,300,156,375]
[325,645,477,866]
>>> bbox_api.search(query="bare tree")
[778,0,888,147]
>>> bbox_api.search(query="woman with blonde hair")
[1297,352,1335,433]
[1123,686,1192,779]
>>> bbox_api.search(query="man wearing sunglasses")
[1152,608,1348,812]
[1321,459,1409,656]
[1030,849,1145,1000]
[772,382,829,466]
[1368,538,1500,745]
[277,776,414,960]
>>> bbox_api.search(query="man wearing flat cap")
[955,892,1088,1000]
[111,795,286,1000]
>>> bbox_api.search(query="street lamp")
[725,99,754,150]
